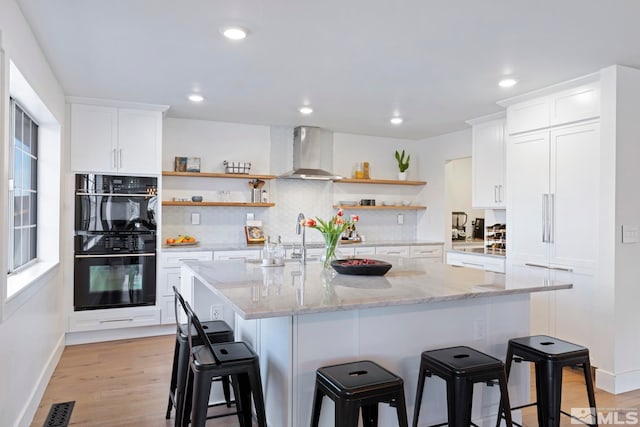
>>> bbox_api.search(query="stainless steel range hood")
[279,126,342,180]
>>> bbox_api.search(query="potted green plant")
[394,149,410,180]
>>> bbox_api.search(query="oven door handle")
[75,253,156,259]
[75,192,155,197]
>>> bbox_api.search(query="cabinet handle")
[112,148,117,169]
[549,265,573,272]
[548,193,555,244]
[541,194,547,243]
[498,185,503,203]
[118,149,123,169]
[100,318,134,323]
[461,262,484,268]
[525,262,549,270]
[494,185,498,203]
[178,258,199,262]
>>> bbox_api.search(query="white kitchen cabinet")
[353,246,376,257]
[375,246,410,257]
[159,250,213,324]
[446,251,505,273]
[506,120,599,352]
[469,115,506,208]
[506,82,600,135]
[213,249,262,261]
[68,306,161,332]
[410,245,443,263]
[70,102,165,174]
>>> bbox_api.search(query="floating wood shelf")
[332,205,426,210]
[334,178,426,186]
[162,171,277,180]
[163,201,275,207]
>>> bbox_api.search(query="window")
[8,100,38,273]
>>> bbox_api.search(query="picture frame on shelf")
[174,156,187,172]
[186,157,201,172]
[245,225,266,244]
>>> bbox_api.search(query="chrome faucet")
[294,212,306,262]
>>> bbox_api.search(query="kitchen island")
[180,257,571,427]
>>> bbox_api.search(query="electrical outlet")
[397,214,404,225]
[210,304,223,320]
[191,212,200,225]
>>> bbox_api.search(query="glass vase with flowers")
[301,209,359,268]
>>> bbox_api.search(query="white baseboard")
[65,324,174,345]
[596,367,640,394]
[15,333,65,427]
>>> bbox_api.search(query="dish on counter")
[331,258,392,276]
[166,240,199,246]
[166,235,197,246]
[382,201,396,206]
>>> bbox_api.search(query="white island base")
[207,285,530,427]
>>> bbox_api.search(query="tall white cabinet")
[69,98,168,174]
[468,113,506,208]
[503,80,600,356]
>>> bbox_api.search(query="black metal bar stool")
[496,335,597,427]
[165,287,235,427]
[310,360,409,427]
[412,345,513,427]
[178,291,267,427]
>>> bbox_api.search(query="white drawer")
[375,246,410,257]
[160,250,212,267]
[410,245,443,259]
[213,249,261,261]
[354,246,375,257]
[68,306,161,332]
[446,252,505,273]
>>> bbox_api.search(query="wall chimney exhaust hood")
[279,126,342,180]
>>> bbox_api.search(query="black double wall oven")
[74,174,158,311]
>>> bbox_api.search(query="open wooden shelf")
[162,201,275,207]
[334,178,426,186]
[333,205,426,210]
[162,171,277,180]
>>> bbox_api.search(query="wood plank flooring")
[32,335,640,426]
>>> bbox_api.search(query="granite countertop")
[182,257,570,320]
[161,240,444,252]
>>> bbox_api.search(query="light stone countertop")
[182,256,571,320]
[162,239,444,252]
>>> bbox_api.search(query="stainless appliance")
[452,211,468,240]
[74,174,157,311]
[472,218,485,239]
[279,126,342,180]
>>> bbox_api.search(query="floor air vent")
[43,401,75,427]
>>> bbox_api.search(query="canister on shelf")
[363,162,370,179]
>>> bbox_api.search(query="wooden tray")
[166,240,198,246]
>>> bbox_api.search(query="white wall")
[162,119,426,245]
[415,129,472,243]
[0,1,66,425]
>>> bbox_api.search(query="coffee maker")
[472,218,485,239]
[451,212,468,240]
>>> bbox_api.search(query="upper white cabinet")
[469,114,506,208]
[70,100,168,174]
[505,82,600,135]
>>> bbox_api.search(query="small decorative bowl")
[191,196,203,202]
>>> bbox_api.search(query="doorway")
[444,157,484,248]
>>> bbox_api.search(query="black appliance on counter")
[74,174,158,311]
[472,218,485,239]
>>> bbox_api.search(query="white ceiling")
[15,0,640,139]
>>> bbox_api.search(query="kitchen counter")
[161,239,444,252]
[182,256,568,320]
[180,257,570,427]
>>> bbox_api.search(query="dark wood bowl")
[330,259,392,276]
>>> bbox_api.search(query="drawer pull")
[99,318,134,323]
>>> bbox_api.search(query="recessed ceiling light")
[498,78,518,88]
[221,26,248,40]
[188,94,204,103]
[390,117,403,125]
[299,106,313,115]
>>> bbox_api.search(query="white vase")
[398,171,407,181]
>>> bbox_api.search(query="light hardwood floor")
[32,335,640,426]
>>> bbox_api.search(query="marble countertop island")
[182,257,570,320]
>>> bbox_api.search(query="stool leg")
[235,373,253,427]
[496,345,515,427]
[448,377,473,427]
[497,371,514,427]
[222,375,232,407]
[166,337,180,419]
[173,339,190,427]
[190,371,212,427]
[394,388,409,427]
[310,382,324,427]
[536,360,563,427]
[182,366,194,427]
[582,361,598,427]
[335,399,359,427]
[412,361,428,427]
[362,403,378,427]
[248,361,268,427]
